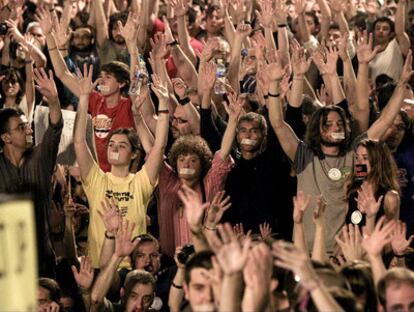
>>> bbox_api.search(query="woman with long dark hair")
[345,139,400,228]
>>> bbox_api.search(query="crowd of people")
[0,0,414,310]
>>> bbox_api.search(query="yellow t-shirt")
[82,162,156,268]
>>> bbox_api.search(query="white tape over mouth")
[240,138,257,146]
[26,135,33,144]
[179,168,196,175]
[98,85,110,92]
[331,132,345,140]
[109,152,120,160]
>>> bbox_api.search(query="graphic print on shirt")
[105,190,134,217]
[92,114,113,138]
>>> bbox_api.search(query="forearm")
[29,45,47,68]
[326,73,345,105]
[94,0,109,47]
[74,95,89,144]
[127,43,139,82]
[311,225,327,263]
[277,26,290,68]
[48,96,62,125]
[367,254,387,287]
[91,254,122,305]
[342,57,358,109]
[171,46,198,90]
[63,217,78,260]
[168,268,185,312]
[24,61,35,121]
[310,283,345,312]
[223,12,236,47]
[334,12,350,33]
[354,62,370,132]
[219,117,237,160]
[298,14,310,43]
[191,227,210,252]
[220,274,243,312]
[289,76,305,107]
[176,17,197,65]
[265,27,277,57]
[99,237,116,269]
[134,112,155,153]
[293,223,308,252]
[180,101,200,135]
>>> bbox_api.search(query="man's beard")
[71,43,93,53]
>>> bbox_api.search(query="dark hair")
[108,11,128,41]
[373,16,395,34]
[304,106,351,158]
[347,139,400,198]
[184,251,214,284]
[341,261,378,312]
[168,135,213,178]
[0,107,24,147]
[205,4,220,19]
[101,61,130,94]
[305,10,320,27]
[377,268,414,306]
[121,270,156,310]
[237,112,268,152]
[328,22,340,32]
[375,81,395,111]
[38,278,61,303]
[131,233,160,265]
[108,128,140,154]
[0,68,25,107]
[302,95,320,116]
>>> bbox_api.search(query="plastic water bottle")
[214,59,226,95]
[129,56,147,96]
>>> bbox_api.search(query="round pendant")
[328,168,342,181]
[351,210,363,225]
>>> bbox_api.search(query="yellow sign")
[0,197,37,312]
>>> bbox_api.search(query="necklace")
[319,156,347,182]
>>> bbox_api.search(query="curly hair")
[304,106,352,159]
[168,135,213,177]
[346,139,400,198]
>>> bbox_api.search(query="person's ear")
[1,133,11,145]
[183,283,190,300]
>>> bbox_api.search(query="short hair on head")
[184,251,214,284]
[373,16,395,33]
[108,11,128,41]
[0,107,24,147]
[305,10,320,26]
[38,278,61,303]
[108,128,141,154]
[121,269,156,309]
[168,135,213,177]
[237,112,268,135]
[377,267,414,306]
[206,4,220,19]
[101,61,130,94]
[131,233,160,264]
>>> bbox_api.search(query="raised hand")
[236,23,252,39]
[291,39,311,77]
[272,240,319,291]
[52,12,71,49]
[311,45,339,76]
[356,181,383,218]
[177,184,209,230]
[329,0,344,13]
[118,11,139,45]
[362,216,396,258]
[207,223,251,275]
[264,49,287,82]
[294,0,306,15]
[98,197,121,235]
[150,74,169,101]
[115,219,139,258]
[224,92,244,120]
[356,30,380,64]
[150,32,170,60]
[75,64,97,96]
[259,222,272,240]
[391,221,414,256]
[205,191,231,229]
[338,32,350,61]
[35,7,53,35]
[169,0,188,17]
[255,0,275,28]
[312,195,326,227]
[33,68,58,102]
[71,256,94,290]
[20,33,35,58]
[293,191,311,224]
[199,61,217,93]
[274,0,288,24]
[233,223,251,242]
[199,37,221,62]
[335,224,365,261]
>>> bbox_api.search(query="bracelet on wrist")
[394,253,406,258]
[178,97,190,105]
[172,282,183,289]
[24,59,33,64]
[48,47,57,51]
[158,109,169,114]
[203,225,217,231]
[278,24,287,28]
[105,230,115,240]
[268,92,281,98]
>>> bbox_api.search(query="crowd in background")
[0,0,414,311]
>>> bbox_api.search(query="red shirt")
[88,91,135,172]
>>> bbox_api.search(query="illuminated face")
[2,115,33,150]
[134,242,161,274]
[28,26,46,48]
[320,111,346,146]
[72,28,93,51]
[125,283,154,312]
[355,145,371,173]
[305,15,319,36]
[98,71,124,96]
[382,281,414,312]
[172,106,192,138]
[206,9,224,35]
[328,29,341,48]
[107,134,135,167]
[2,78,20,97]
[184,268,214,312]
[177,153,202,181]
[237,120,264,154]
[374,21,393,45]
[111,22,125,44]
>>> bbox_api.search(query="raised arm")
[266,52,299,161]
[292,191,310,252]
[395,0,411,56]
[93,0,109,48]
[33,68,62,124]
[73,65,96,181]
[290,40,311,108]
[311,196,327,263]
[294,0,311,44]
[144,75,170,185]
[21,34,35,122]
[367,50,414,141]
[316,0,332,39]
